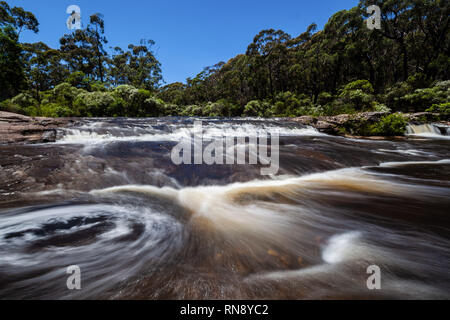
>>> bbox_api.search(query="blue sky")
[9,0,359,84]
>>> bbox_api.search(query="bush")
[0,99,23,114]
[368,113,407,136]
[142,97,165,117]
[66,71,91,90]
[406,73,432,90]
[201,99,239,117]
[384,82,413,112]
[74,92,116,117]
[51,83,84,107]
[180,105,203,117]
[161,104,180,116]
[427,102,450,115]
[339,80,375,111]
[40,103,72,117]
[373,103,392,113]
[1,93,39,116]
[317,92,334,106]
[11,93,39,109]
[243,100,271,117]
[112,85,164,116]
[321,99,357,116]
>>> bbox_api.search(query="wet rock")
[0,111,73,144]
[41,130,57,142]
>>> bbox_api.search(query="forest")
[0,0,449,118]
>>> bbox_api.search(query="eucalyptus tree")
[246,29,291,99]
[0,1,38,100]
[60,14,108,83]
[22,42,68,99]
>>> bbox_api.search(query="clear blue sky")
[9,0,358,84]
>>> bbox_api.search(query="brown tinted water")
[0,118,449,299]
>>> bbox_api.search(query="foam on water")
[57,121,324,145]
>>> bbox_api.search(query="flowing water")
[0,118,449,300]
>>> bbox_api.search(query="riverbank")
[0,111,448,144]
[293,112,449,137]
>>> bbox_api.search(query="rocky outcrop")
[0,112,73,144]
[293,112,388,135]
[293,112,447,136]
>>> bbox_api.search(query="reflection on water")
[0,118,449,299]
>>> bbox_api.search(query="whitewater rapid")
[0,118,449,299]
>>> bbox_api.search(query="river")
[0,118,449,299]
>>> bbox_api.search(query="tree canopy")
[1,0,448,118]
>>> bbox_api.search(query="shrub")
[243,100,271,117]
[1,93,39,116]
[368,113,407,136]
[339,80,375,111]
[0,99,23,114]
[202,99,239,117]
[383,82,413,112]
[142,97,165,117]
[51,83,84,107]
[161,104,180,116]
[112,85,163,116]
[66,71,91,90]
[317,92,334,106]
[180,105,203,117]
[427,102,450,115]
[11,93,39,109]
[406,73,432,90]
[74,92,116,117]
[373,103,392,113]
[40,103,72,117]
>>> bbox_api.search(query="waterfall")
[406,123,449,138]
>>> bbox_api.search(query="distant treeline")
[0,0,449,118]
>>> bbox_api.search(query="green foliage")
[368,114,408,137]
[0,26,26,100]
[401,81,449,112]
[271,92,310,117]
[0,1,449,119]
[180,105,203,117]
[338,80,375,111]
[51,83,83,106]
[407,73,432,90]
[66,71,91,89]
[73,91,115,117]
[243,100,271,117]
[202,99,240,117]
[383,82,413,112]
[373,103,392,113]
[10,92,38,109]
[427,102,450,115]
[0,99,22,113]
[40,103,72,117]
